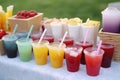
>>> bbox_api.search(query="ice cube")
[70,51,78,57]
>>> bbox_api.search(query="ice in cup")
[50,21,63,41]
[75,41,93,64]
[48,43,66,68]
[2,34,18,58]
[84,47,104,76]
[101,43,114,68]
[43,19,53,35]
[65,47,83,72]
[16,38,32,62]
[32,40,49,65]
[60,18,68,34]
[59,36,74,47]
[67,18,82,41]
[81,19,100,45]
[0,39,5,55]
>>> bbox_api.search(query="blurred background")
[0,0,120,21]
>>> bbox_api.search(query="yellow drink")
[0,11,6,30]
[48,43,65,68]
[32,40,49,65]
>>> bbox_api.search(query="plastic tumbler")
[32,40,49,65]
[65,47,83,72]
[2,34,18,58]
[101,43,114,68]
[75,41,93,64]
[16,38,32,62]
[84,47,104,76]
[48,43,65,68]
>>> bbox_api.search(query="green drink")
[16,38,32,62]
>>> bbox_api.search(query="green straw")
[11,24,18,38]
[26,25,34,41]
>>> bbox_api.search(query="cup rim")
[84,47,104,56]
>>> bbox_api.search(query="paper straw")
[11,24,18,37]
[38,29,47,44]
[83,29,89,45]
[59,31,68,47]
[26,25,34,41]
[96,40,102,54]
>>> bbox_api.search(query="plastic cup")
[2,34,18,58]
[68,24,80,42]
[32,40,49,65]
[101,43,114,68]
[48,43,66,68]
[50,23,63,41]
[16,38,32,62]
[75,41,93,64]
[84,47,104,76]
[65,47,83,72]
[0,39,5,55]
[15,32,28,39]
[59,36,74,47]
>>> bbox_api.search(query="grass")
[0,0,120,21]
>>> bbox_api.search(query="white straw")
[96,40,102,54]
[59,31,68,47]
[38,29,47,44]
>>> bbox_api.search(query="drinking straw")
[59,31,68,47]
[38,29,47,44]
[83,29,89,45]
[96,40,102,54]
[11,24,18,37]
[26,25,34,41]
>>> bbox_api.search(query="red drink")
[30,33,41,41]
[101,43,114,68]
[84,47,104,76]
[75,41,93,64]
[59,37,74,47]
[43,35,54,43]
[30,33,54,43]
[65,47,83,72]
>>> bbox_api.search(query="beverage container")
[16,38,32,62]
[101,43,114,68]
[50,22,63,41]
[59,37,74,47]
[15,32,28,39]
[84,47,104,76]
[48,43,65,68]
[65,47,83,72]
[2,34,18,58]
[75,41,93,64]
[32,40,49,65]
[30,33,54,43]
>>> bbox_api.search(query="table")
[0,55,120,80]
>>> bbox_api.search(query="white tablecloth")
[0,55,120,80]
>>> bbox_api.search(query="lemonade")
[32,40,49,65]
[48,43,65,68]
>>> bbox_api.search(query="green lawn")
[0,0,120,21]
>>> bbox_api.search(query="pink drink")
[65,47,83,72]
[101,43,114,68]
[84,47,104,76]
[59,37,74,47]
[75,41,93,64]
